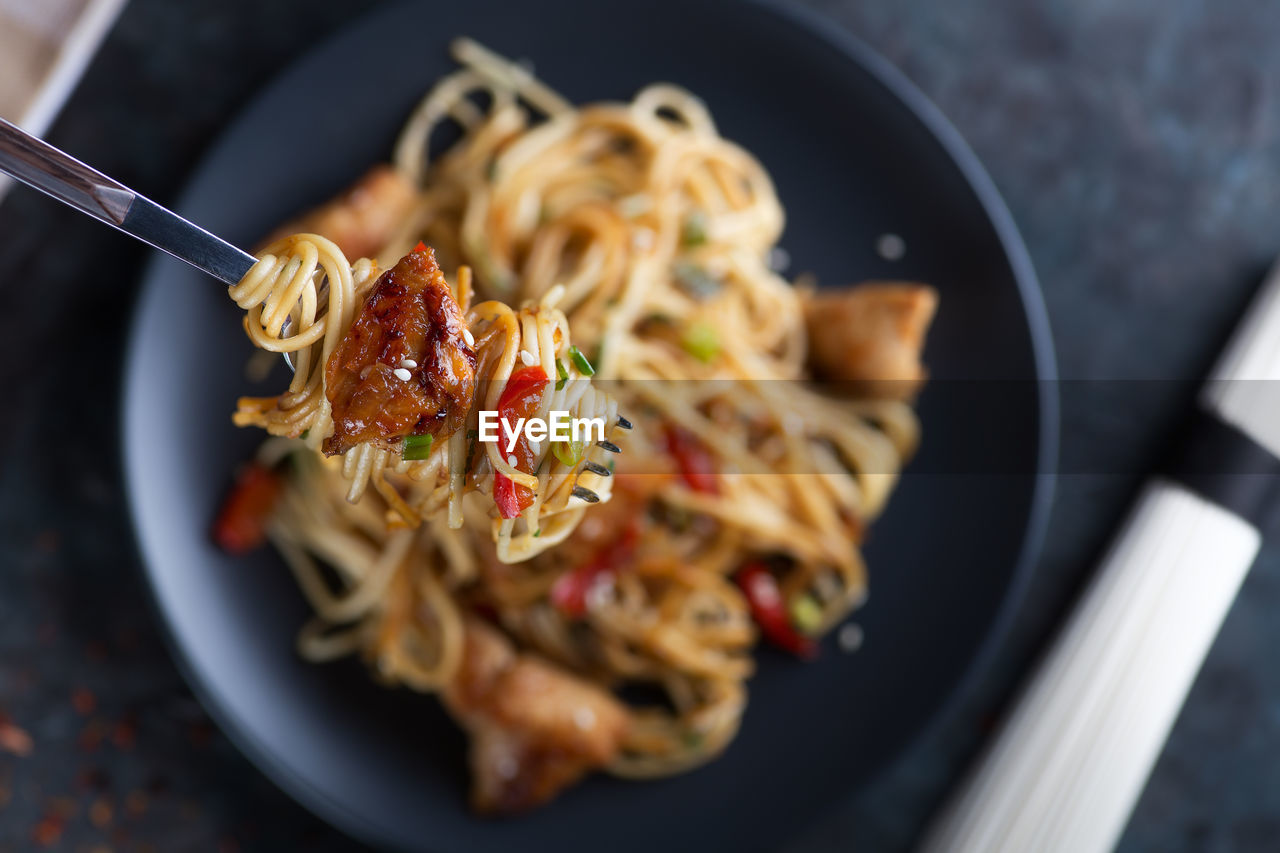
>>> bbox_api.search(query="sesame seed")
[520,349,537,366]
[876,233,906,261]
[632,227,656,251]
[399,358,418,369]
[462,328,475,347]
[573,707,597,731]
[838,623,864,653]
[584,576,614,610]
[507,455,518,467]
[393,367,412,381]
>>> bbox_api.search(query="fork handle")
[0,117,256,285]
[920,480,1259,853]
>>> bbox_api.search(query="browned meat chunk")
[262,165,416,260]
[802,283,937,399]
[323,247,476,456]
[442,618,630,814]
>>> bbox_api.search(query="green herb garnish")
[402,433,435,461]
[568,345,595,376]
[789,594,824,635]
[681,321,720,363]
[673,261,721,300]
[556,359,569,390]
[681,210,709,247]
[553,436,588,468]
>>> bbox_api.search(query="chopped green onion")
[553,436,588,468]
[607,458,615,474]
[568,345,595,376]
[533,528,542,538]
[300,428,310,440]
[682,730,706,749]
[681,321,720,363]
[402,433,435,461]
[673,261,721,300]
[789,594,824,635]
[485,158,499,182]
[682,210,709,247]
[556,359,569,391]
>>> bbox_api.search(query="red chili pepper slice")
[735,562,817,659]
[664,425,719,494]
[551,523,641,617]
[413,240,428,253]
[492,365,549,519]
[212,463,283,554]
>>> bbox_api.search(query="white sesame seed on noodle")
[838,623,864,653]
[573,707,597,731]
[462,328,475,347]
[392,367,412,381]
[876,233,906,261]
[632,227,656,251]
[507,455,518,467]
[520,349,538,366]
[399,358,418,369]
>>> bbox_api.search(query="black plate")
[122,1,1057,849]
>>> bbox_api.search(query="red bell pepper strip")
[212,463,283,554]
[735,562,817,659]
[492,365,549,519]
[664,425,718,495]
[551,523,641,617]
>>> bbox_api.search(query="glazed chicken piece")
[442,618,630,814]
[323,246,476,456]
[801,283,938,400]
[261,165,417,260]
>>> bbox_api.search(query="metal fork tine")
[571,485,600,503]
[597,440,622,454]
[582,460,612,477]
[616,415,632,430]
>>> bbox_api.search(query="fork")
[0,117,257,285]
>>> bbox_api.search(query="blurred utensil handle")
[0,117,256,285]
[920,479,1259,853]
[923,253,1280,853]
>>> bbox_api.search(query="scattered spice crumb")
[145,774,171,797]
[0,715,34,757]
[30,812,65,847]
[49,796,79,820]
[90,796,113,828]
[76,766,110,791]
[72,688,97,715]
[189,719,214,748]
[37,622,58,646]
[78,719,107,752]
[34,529,59,554]
[125,789,148,818]
[111,714,137,751]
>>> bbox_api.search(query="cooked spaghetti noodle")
[217,38,935,811]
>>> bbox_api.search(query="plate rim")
[119,0,1059,847]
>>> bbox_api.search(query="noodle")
[224,38,927,799]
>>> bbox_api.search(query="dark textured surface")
[0,0,1276,850]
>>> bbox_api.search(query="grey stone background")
[3,0,1279,849]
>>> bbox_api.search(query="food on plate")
[214,38,935,812]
